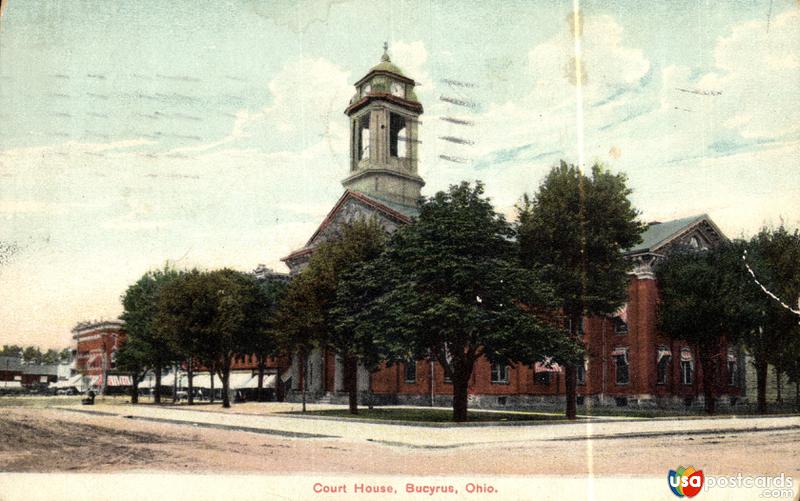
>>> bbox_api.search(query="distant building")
[72,320,127,393]
[0,356,23,391]
[253,264,291,283]
[0,355,65,391]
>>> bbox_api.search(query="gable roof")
[281,189,417,263]
[626,213,726,255]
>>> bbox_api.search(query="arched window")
[612,347,629,385]
[680,348,694,385]
[357,115,370,160]
[390,113,407,158]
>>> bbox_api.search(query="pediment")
[281,190,412,272]
[656,217,726,255]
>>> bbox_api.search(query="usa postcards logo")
[668,466,705,498]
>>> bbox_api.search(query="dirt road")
[1,406,797,477]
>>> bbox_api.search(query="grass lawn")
[284,407,567,423]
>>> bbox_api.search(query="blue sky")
[0,0,798,348]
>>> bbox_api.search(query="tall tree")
[346,182,571,422]
[247,277,288,402]
[656,244,748,414]
[742,225,800,413]
[312,219,387,414]
[157,269,265,408]
[120,266,182,404]
[517,161,644,419]
[275,270,322,412]
[275,219,386,414]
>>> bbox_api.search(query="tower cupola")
[342,43,424,208]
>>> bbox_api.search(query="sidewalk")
[56,404,800,449]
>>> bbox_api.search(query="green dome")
[369,43,406,77]
[370,59,405,77]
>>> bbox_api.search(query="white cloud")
[390,40,431,91]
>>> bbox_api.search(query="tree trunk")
[220,364,231,408]
[257,358,265,402]
[209,366,215,404]
[187,359,194,405]
[775,366,783,404]
[344,355,359,415]
[172,362,178,404]
[276,369,285,402]
[131,376,139,404]
[563,313,581,420]
[451,373,469,422]
[699,348,716,415]
[154,365,162,404]
[300,351,307,413]
[795,381,799,411]
[756,357,768,414]
[564,363,577,420]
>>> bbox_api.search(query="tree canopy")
[276,218,387,413]
[120,266,183,403]
[342,181,570,421]
[517,161,644,418]
[656,243,748,414]
[740,225,800,412]
[157,268,266,408]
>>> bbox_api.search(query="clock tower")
[342,44,425,208]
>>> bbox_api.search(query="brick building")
[72,320,128,393]
[279,48,743,410]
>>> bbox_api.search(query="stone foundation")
[286,391,749,412]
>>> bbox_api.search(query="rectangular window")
[576,363,585,385]
[615,355,629,385]
[681,361,693,385]
[614,317,628,335]
[404,361,416,383]
[657,355,670,385]
[490,363,509,384]
[389,113,407,158]
[534,371,551,385]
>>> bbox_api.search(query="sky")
[0,0,798,349]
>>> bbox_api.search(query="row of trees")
[276,162,643,421]
[0,345,71,365]
[114,161,641,421]
[117,268,286,408]
[113,160,797,420]
[657,226,800,414]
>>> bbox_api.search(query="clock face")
[391,82,404,97]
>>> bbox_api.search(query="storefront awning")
[611,347,628,363]
[240,374,277,389]
[106,375,132,386]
